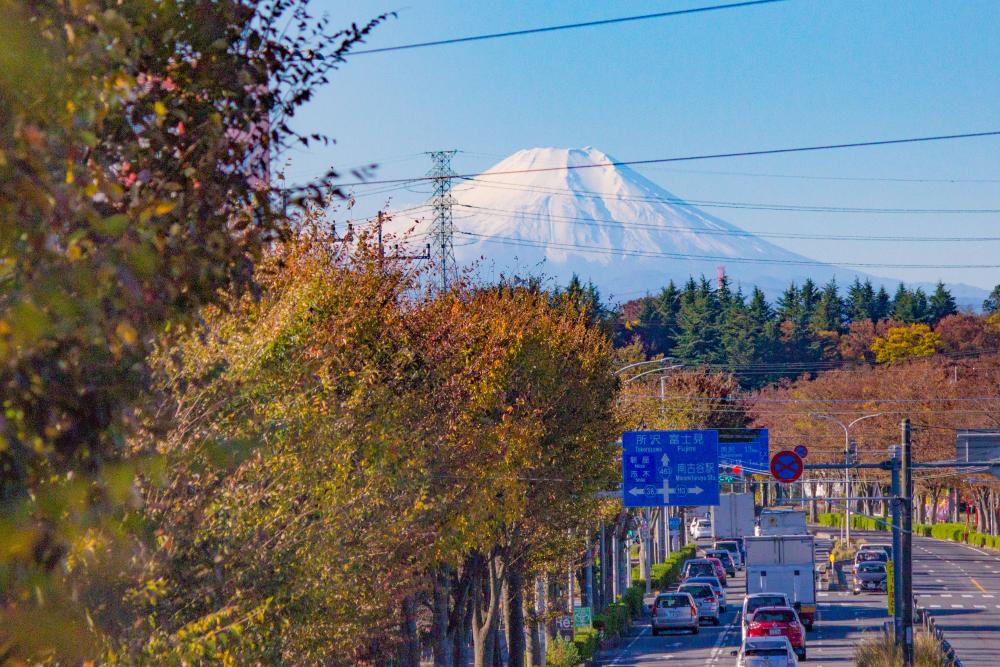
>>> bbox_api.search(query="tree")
[847,278,876,322]
[673,277,721,363]
[873,286,893,321]
[871,323,943,364]
[811,279,844,333]
[984,284,1000,314]
[1,2,389,660]
[928,282,957,323]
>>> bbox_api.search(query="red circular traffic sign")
[770,450,804,484]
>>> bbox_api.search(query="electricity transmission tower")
[427,150,457,290]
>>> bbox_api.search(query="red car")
[703,556,728,586]
[745,606,806,660]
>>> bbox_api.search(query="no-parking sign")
[770,450,804,484]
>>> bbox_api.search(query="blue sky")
[286,0,1000,290]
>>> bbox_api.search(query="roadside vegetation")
[854,629,952,667]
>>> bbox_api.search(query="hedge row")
[817,513,1000,549]
[592,583,646,640]
[651,544,698,591]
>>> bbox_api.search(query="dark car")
[853,561,888,594]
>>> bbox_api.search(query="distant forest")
[557,275,1000,388]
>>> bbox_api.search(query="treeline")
[756,352,1000,533]
[563,274,1000,387]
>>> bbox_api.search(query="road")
[597,532,891,666]
[911,533,1000,666]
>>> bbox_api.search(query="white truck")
[711,493,755,540]
[744,534,817,629]
[755,509,808,536]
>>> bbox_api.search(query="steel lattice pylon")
[427,150,457,290]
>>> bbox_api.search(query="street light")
[810,412,885,544]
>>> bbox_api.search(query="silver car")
[733,636,798,666]
[651,592,699,635]
[685,575,727,612]
[853,561,888,594]
[678,582,720,625]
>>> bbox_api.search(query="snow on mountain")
[387,147,985,304]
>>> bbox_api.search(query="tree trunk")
[452,567,473,667]
[506,563,527,667]
[546,573,558,640]
[472,551,505,667]
[431,567,453,667]
[524,576,542,667]
[400,595,421,667]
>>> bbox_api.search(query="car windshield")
[657,595,689,608]
[859,563,886,573]
[680,585,712,598]
[687,577,720,587]
[858,551,886,561]
[687,564,714,576]
[717,542,738,552]
[745,648,789,656]
[753,609,796,623]
[748,597,786,613]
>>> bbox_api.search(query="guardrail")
[915,601,964,667]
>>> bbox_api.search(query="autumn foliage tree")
[0,1,389,660]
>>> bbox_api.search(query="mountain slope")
[389,147,984,303]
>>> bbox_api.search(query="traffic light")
[732,465,742,476]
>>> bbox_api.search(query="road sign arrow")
[661,453,670,467]
[688,486,704,495]
[628,487,646,497]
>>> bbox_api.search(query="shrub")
[930,523,966,542]
[650,544,696,590]
[854,628,950,667]
[622,585,645,618]
[593,602,629,638]
[546,637,581,667]
[573,628,600,661]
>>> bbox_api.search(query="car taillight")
[690,605,698,615]
[705,597,716,603]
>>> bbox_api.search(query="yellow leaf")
[154,200,176,215]
[65,161,74,184]
[66,244,83,261]
[115,320,138,346]
[153,101,167,117]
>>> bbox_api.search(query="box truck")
[744,534,817,629]
[711,493,755,540]
[755,509,808,536]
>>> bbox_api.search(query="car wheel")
[691,626,699,635]
[799,649,807,661]
[720,606,726,613]
[651,628,659,636]
[713,617,721,626]
[804,622,814,632]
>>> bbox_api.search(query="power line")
[337,130,1000,187]
[349,0,788,55]
[455,230,1000,269]
[454,203,1000,242]
[455,180,1000,216]
[637,165,1000,184]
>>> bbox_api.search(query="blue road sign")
[718,428,769,475]
[668,516,682,531]
[794,444,809,459]
[622,430,720,507]
[770,450,804,484]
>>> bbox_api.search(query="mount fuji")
[387,147,981,303]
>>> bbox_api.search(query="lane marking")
[609,625,648,665]
[971,578,988,593]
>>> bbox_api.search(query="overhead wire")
[349,0,788,55]
[336,130,1000,187]
[454,231,1000,269]
[453,203,1000,242]
[454,181,1000,216]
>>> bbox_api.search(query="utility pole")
[427,150,457,290]
[900,419,914,666]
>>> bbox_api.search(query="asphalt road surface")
[597,533,891,666]
[911,533,1000,666]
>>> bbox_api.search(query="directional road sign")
[770,450,804,484]
[668,516,681,531]
[718,428,769,475]
[622,430,720,507]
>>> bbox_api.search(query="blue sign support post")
[621,430,721,507]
